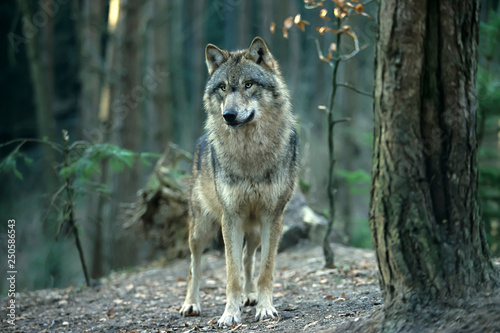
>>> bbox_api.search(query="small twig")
[339,31,360,61]
[314,38,334,68]
[61,130,90,287]
[337,83,373,97]
[332,117,351,125]
[69,140,91,150]
[43,184,67,226]
[329,117,351,134]
[0,138,63,154]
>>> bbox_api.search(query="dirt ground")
[1,242,383,332]
[3,242,499,333]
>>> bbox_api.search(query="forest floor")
[2,242,499,333]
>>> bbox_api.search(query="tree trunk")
[17,0,58,190]
[153,0,174,151]
[116,0,142,203]
[79,0,104,142]
[169,0,189,145]
[87,0,123,279]
[370,0,498,326]
[190,0,206,143]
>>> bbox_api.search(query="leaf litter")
[1,242,383,332]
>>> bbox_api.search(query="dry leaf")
[231,323,244,330]
[334,0,345,7]
[345,30,356,40]
[324,295,334,299]
[334,7,347,18]
[294,14,310,31]
[270,21,276,34]
[329,42,337,52]
[303,320,319,330]
[341,292,346,298]
[296,20,310,31]
[107,307,116,319]
[320,9,330,20]
[283,27,289,39]
[284,16,294,29]
[317,26,330,35]
[294,14,302,24]
[355,4,364,14]
[345,1,356,9]
[319,55,330,63]
[340,310,361,317]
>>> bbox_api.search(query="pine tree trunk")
[79,0,104,142]
[117,0,142,203]
[169,0,189,144]
[153,0,174,150]
[17,0,58,190]
[370,0,498,321]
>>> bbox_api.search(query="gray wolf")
[179,37,299,327]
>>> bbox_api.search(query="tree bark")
[153,0,174,151]
[370,0,498,323]
[17,0,58,190]
[169,0,189,145]
[190,0,206,144]
[79,0,104,142]
[117,0,142,203]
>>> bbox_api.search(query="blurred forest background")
[0,0,499,293]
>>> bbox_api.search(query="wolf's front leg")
[218,214,244,327]
[243,231,260,306]
[255,213,283,321]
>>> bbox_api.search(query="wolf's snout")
[223,110,237,122]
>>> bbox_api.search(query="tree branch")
[337,83,373,97]
[0,138,63,154]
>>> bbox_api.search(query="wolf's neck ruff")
[207,115,294,178]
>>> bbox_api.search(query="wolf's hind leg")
[255,214,283,321]
[180,217,215,317]
[243,232,260,306]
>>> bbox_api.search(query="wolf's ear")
[246,37,277,71]
[205,44,229,75]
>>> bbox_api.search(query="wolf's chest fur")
[206,121,297,212]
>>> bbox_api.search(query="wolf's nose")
[223,110,237,122]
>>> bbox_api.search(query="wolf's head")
[203,37,290,129]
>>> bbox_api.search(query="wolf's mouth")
[227,110,255,128]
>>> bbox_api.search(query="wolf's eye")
[220,84,226,92]
[245,82,253,89]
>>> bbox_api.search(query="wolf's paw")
[217,310,241,327]
[244,293,258,306]
[255,305,278,321]
[180,303,201,317]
